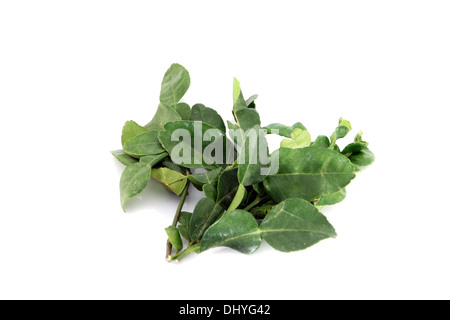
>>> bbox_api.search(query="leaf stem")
[167,244,200,262]
[165,172,191,260]
[243,195,268,212]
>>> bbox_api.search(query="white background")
[1,1,449,300]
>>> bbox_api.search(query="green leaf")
[233,77,241,104]
[203,181,217,201]
[263,147,357,202]
[151,167,187,196]
[237,126,269,186]
[144,103,182,131]
[246,94,258,108]
[200,210,261,254]
[189,168,240,241]
[316,189,347,206]
[165,226,183,252]
[120,162,152,211]
[226,184,247,213]
[348,148,375,166]
[280,128,311,149]
[188,168,221,191]
[264,122,307,138]
[158,121,236,170]
[354,130,367,144]
[190,104,226,132]
[232,78,247,112]
[123,131,166,157]
[159,63,190,107]
[189,198,224,242]
[175,103,191,120]
[330,118,352,147]
[178,211,192,242]
[161,160,185,174]
[311,135,330,148]
[139,152,168,167]
[235,109,261,131]
[111,150,138,166]
[341,142,368,156]
[260,198,337,252]
[121,120,147,146]
[216,168,240,209]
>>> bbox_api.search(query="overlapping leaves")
[112,63,375,261]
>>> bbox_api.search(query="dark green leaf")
[189,198,224,242]
[161,160,185,174]
[316,189,346,206]
[178,211,192,242]
[216,168,240,209]
[263,147,357,202]
[348,148,375,166]
[139,152,168,167]
[246,94,258,108]
[159,63,190,107]
[165,226,183,252]
[121,120,147,146]
[190,104,226,132]
[311,135,331,148]
[144,103,181,131]
[238,126,269,186]
[158,121,236,170]
[123,131,166,157]
[260,198,337,252]
[235,109,261,131]
[188,168,221,191]
[200,210,261,254]
[120,162,152,211]
[203,182,217,201]
[111,150,138,166]
[175,102,191,120]
[341,142,368,155]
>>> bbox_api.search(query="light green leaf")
[260,198,337,252]
[200,210,261,254]
[151,167,187,196]
[280,128,311,149]
[123,131,166,157]
[233,77,241,104]
[330,118,352,147]
[316,189,346,206]
[158,121,236,170]
[159,63,190,107]
[121,120,147,146]
[190,104,226,132]
[111,150,138,166]
[264,122,307,138]
[165,226,183,252]
[263,147,357,202]
[226,184,247,213]
[120,162,152,211]
[144,103,182,131]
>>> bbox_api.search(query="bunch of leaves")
[112,63,375,262]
